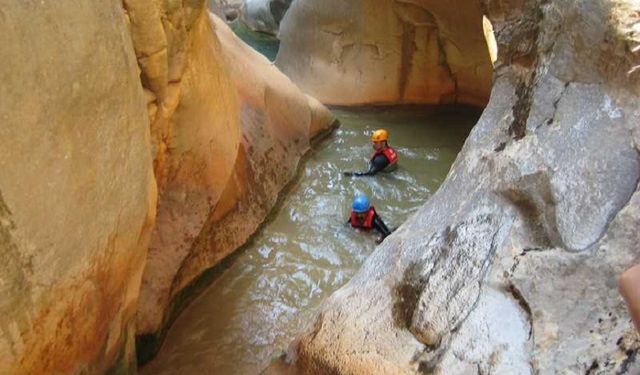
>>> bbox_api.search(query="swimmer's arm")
[343,155,388,177]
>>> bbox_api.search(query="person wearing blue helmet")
[347,194,391,243]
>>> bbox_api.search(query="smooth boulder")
[275,0,494,106]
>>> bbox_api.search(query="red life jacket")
[372,146,398,166]
[350,207,376,230]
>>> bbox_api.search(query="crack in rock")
[405,213,504,351]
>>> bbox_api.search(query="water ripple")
[142,107,478,375]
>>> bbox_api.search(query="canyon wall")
[0,0,334,372]
[0,1,156,373]
[128,0,335,355]
[274,0,640,373]
[275,0,494,106]
[124,0,243,341]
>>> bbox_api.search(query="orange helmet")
[371,129,389,142]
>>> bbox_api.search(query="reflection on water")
[141,107,479,375]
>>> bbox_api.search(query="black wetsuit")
[351,153,392,176]
[348,145,398,177]
[347,211,392,239]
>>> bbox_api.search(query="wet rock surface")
[271,0,640,373]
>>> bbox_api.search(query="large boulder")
[271,0,640,373]
[275,0,494,106]
[0,1,156,373]
[130,0,335,355]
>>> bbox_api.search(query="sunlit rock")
[131,0,335,355]
[127,0,242,343]
[273,0,640,373]
[275,0,493,106]
[0,1,156,373]
[0,0,333,372]
[165,13,335,314]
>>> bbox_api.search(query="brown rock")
[134,2,242,336]
[168,15,335,295]
[275,0,494,106]
[134,5,335,345]
[0,0,333,373]
[0,1,156,373]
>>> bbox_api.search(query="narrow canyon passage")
[141,107,480,375]
[3,0,638,373]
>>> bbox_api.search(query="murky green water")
[141,107,479,375]
[229,19,280,61]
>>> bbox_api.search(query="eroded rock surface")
[128,0,242,339]
[275,0,494,106]
[274,1,640,373]
[0,0,333,372]
[133,1,335,349]
[0,1,156,373]
[167,13,334,313]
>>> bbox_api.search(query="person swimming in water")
[343,128,398,177]
[347,194,391,243]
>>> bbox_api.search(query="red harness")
[372,146,398,166]
[350,207,376,229]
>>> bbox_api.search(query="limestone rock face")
[0,1,156,374]
[132,2,335,344]
[275,0,493,106]
[276,1,640,373]
[241,0,293,35]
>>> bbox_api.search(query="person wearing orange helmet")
[344,128,398,177]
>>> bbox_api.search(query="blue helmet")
[351,195,370,213]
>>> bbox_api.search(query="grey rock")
[409,210,507,347]
[241,0,292,35]
[209,0,244,22]
[276,0,640,374]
